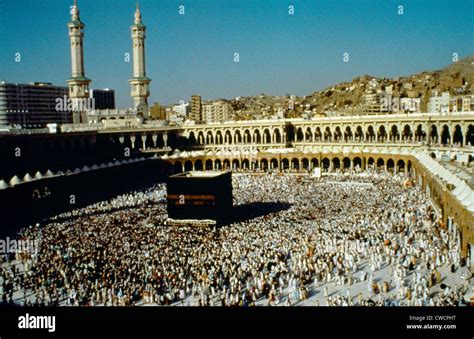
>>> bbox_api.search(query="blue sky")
[0,0,473,107]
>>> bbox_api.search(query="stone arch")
[144,133,155,149]
[242,159,250,169]
[244,129,251,144]
[441,125,450,145]
[225,130,233,144]
[206,131,214,144]
[376,158,385,168]
[157,133,166,148]
[296,127,304,142]
[397,159,405,172]
[286,125,295,142]
[453,124,463,145]
[263,128,272,144]
[195,159,204,171]
[291,158,300,170]
[215,130,223,144]
[387,158,395,171]
[315,127,323,142]
[343,157,351,169]
[366,125,375,141]
[253,129,262,144]
[344,126,353,142]
[215,159,222,169]
[184,160,193,171]
[232,159,240,169]
[135,135,144,150]
[270,158,279,169]
[311,158,319,168]
[305,127,313,142]
[188,131,197,145]
[353,156,362,168]
[324,126,332,142]
[334,126,342,141]
[368,157,375,167]
[415,124,426,142]
[430,125,438,145]
[235,130,242,144]
[378,125,387,142]
[281,158,290,170]
[402,125,412,142]
[390,125,399,142]
[197,131,205,144]
[274,129,282,143]
[260,158,269,170]
[355,125,364,142]
[205,159,213,170]
[322,157,330,169]
[467,124,474,146]
[301,158,309,170]
[332,157,341,169]
[223,159,231,169]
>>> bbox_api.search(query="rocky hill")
[229,55,474,118]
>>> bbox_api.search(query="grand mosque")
[1,1,473,268]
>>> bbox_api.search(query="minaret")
[129,3,151,118]
[67,0,91,123]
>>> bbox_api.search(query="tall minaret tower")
[129,3,151,118]
[67,0,91,123]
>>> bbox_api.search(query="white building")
[202,101,233,123]
[172,102,190,116]
[451,95,473,112]
[428,91,450,113]
[379,93,392,112]
[400,97,421,113]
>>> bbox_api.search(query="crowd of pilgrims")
[0,168,471,307]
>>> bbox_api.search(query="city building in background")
[172,102,190,116]
[400,97,421,113]
[149,102,167,120]
[428,91,451,113]
[0,82,70,127]
[451,95,473,112]
[168,102,190,125]
[201,100,233,123]
[189,95,202,123]
[90,89,115,110]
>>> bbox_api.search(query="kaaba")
[166,171,233,221]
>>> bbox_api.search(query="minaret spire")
[71,0,80,21]
[134,3,142,24]
[129,3,151,118]
[67,0,91,123]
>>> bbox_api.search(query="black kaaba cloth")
[166,171,233,220]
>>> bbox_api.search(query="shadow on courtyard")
[220,201,292,226]
[0,163,167,238]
